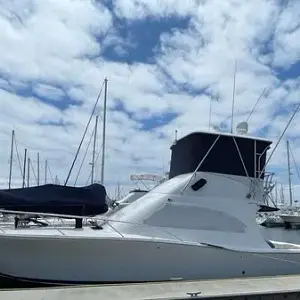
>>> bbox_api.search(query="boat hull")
[1,235,300,284]
[280,215,300,225]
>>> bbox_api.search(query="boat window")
[191,178,207,191]
[144,204,246,233]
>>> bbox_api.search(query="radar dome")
[236,122,248,135]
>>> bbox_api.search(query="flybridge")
[169,131,272,179]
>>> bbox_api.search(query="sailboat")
[278,140,300,228]
[1,124,300,284]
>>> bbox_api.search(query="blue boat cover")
[0,184,108,216]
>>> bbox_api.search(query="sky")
[0,0,300,202]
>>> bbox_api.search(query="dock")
[1,275,300,299]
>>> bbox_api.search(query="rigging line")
[258,102,300,180]
[289,144,300,182]
[85,162,94,185]
[246,87,267,123]
[85,148,103,185]
[14,137,23,178]
[47,163,55,183]
[64,80,105,186]
[85,131,116,186]
[30,159,37,181]
[74,126,95,186]
[85,138,113,185]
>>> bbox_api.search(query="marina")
[1,1,300,299]
[2,109,300,298]
[1,127,300,285]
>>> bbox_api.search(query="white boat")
[1,129,300,285]
[259,215,285,228]
[279,211,300,227]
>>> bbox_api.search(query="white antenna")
[230,60,237,133]
[174,130,178,144]
[236,122,248,135]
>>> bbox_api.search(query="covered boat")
[0,183,108,217]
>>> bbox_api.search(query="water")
[260,226,300,244]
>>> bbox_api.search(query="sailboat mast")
[230,60,237,133]
[280,184,284,205]
[91,115,99,184]
[100,77,108,185]
[45,160,48,184]
[22,149,27,188]
[27,157,30,187]
[287,140,293,207]
[275,181,278,206]
[208,97,212,130]
[117,182,120,200]
[8,130,15,189]
[37,152,40,186]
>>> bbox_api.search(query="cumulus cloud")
[0,0,300,202]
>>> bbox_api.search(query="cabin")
[169,131,272,179]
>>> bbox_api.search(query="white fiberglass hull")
[1,235,300,284]
[280,214,300,225]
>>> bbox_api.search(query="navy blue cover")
[0,184,108,216]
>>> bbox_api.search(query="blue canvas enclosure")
[0,183,108,216]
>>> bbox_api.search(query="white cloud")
[0,0,300,199]
[32,83,65,100]
[273,1,300,67]
[113,0,197,19]
[0,0,112,83]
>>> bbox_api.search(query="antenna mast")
[230,60,237,133]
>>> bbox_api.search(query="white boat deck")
[1,275,300,299]
[0,217,187,244]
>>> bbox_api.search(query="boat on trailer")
[1,129,300,285]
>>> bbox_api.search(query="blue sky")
[0,0,300,200]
